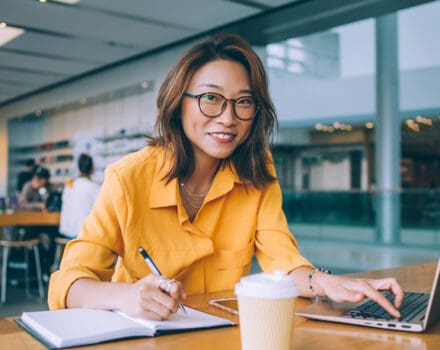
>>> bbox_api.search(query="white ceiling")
[0,0,300,107]
[1,0,433,109]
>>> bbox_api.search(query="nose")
[216,100,236,126]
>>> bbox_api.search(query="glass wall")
[268,1,440,251]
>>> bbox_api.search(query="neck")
[182,159,220,195]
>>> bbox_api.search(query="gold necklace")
[181,192,204,210]
[180,182,209,198]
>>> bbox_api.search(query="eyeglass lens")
[199,93,257,120]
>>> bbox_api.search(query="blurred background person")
[18,166,53,211]
[17,166,56,280]
[16,158,36,193]
[59,153,101,239]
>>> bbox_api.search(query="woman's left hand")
[315,273,404,318]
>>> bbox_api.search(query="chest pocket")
[212,240,255,270]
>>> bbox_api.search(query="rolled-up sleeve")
[255,176,313,273]
[48,166,127,309]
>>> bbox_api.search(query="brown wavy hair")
[148,33,277,189]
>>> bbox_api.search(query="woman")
[49,34,403,321]
[59,153,101,239]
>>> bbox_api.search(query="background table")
[0,212,60,227]
[0,260,438,349]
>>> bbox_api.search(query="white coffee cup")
[235,270,299,350]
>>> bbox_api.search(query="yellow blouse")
[48,146,312,309]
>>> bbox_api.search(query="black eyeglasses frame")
[183,92,259,121]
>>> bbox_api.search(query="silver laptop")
[296,258,440,332]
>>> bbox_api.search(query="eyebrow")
[196,83,253,94]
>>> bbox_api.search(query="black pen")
[138,247,187,314]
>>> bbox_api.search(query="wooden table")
[0,261,438,349]
[0,211,60,227]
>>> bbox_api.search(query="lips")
[208,132,236,143]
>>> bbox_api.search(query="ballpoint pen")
[138,247,187,314]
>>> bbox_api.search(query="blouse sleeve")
[48,166,127,309]
[254,163,313,273]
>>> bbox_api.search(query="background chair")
[51,236,70,272]
[0,238,44,303]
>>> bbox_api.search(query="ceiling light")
[0,24,25,46]
[51,0,81,4]
[365,122,374,129]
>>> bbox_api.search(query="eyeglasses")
[183,92,259,121]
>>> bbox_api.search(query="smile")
[208,132,236,142]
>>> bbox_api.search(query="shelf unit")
[7,128,150,195]
[8,139,74,194]
[94,129,149,168]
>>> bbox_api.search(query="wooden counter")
[0,261,438,349]
[0,211,60,227]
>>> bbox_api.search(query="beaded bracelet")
[308,267,331,299]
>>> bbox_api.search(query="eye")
[201,93,221,103]
[236,96,256,106]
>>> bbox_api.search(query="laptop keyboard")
[344,291,429,322]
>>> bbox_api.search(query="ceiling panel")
[251,0,300,6]
[0,0,193,47]
[3,32,142,64]
[0,68,65,86]
[0,83,39,94]
[0,92,15,100]
[0,0,306,107]
[82,0,262,30]
[0,51,96,75]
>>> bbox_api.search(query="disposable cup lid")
[235,270,299,299]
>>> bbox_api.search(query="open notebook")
[17,307,235,349]
[296,258,440,332]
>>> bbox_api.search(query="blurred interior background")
[0,0,439,315]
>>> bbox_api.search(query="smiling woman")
[180,59,256,172]
[48,33,404,322]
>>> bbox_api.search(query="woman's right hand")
[118,274,187,320]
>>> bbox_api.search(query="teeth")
[211,133,233,140]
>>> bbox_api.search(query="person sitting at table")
[48,33,404,321]
[16,158,36,193]
[18,166,53,212]
[18,166,57,280]
[59,153,101,239]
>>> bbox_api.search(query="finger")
[138,300,171,321]
[359,284,401,319]
[140,297,175,320]
[382,280,404,309]
[392,287,404,309]
[154,290,180,313]
[168,280,186,300]
[139,286,179,314]
[371,277,404,308]
[141,275,186,307]
[135,287,171,320]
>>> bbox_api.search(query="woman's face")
[181,59,254,164]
